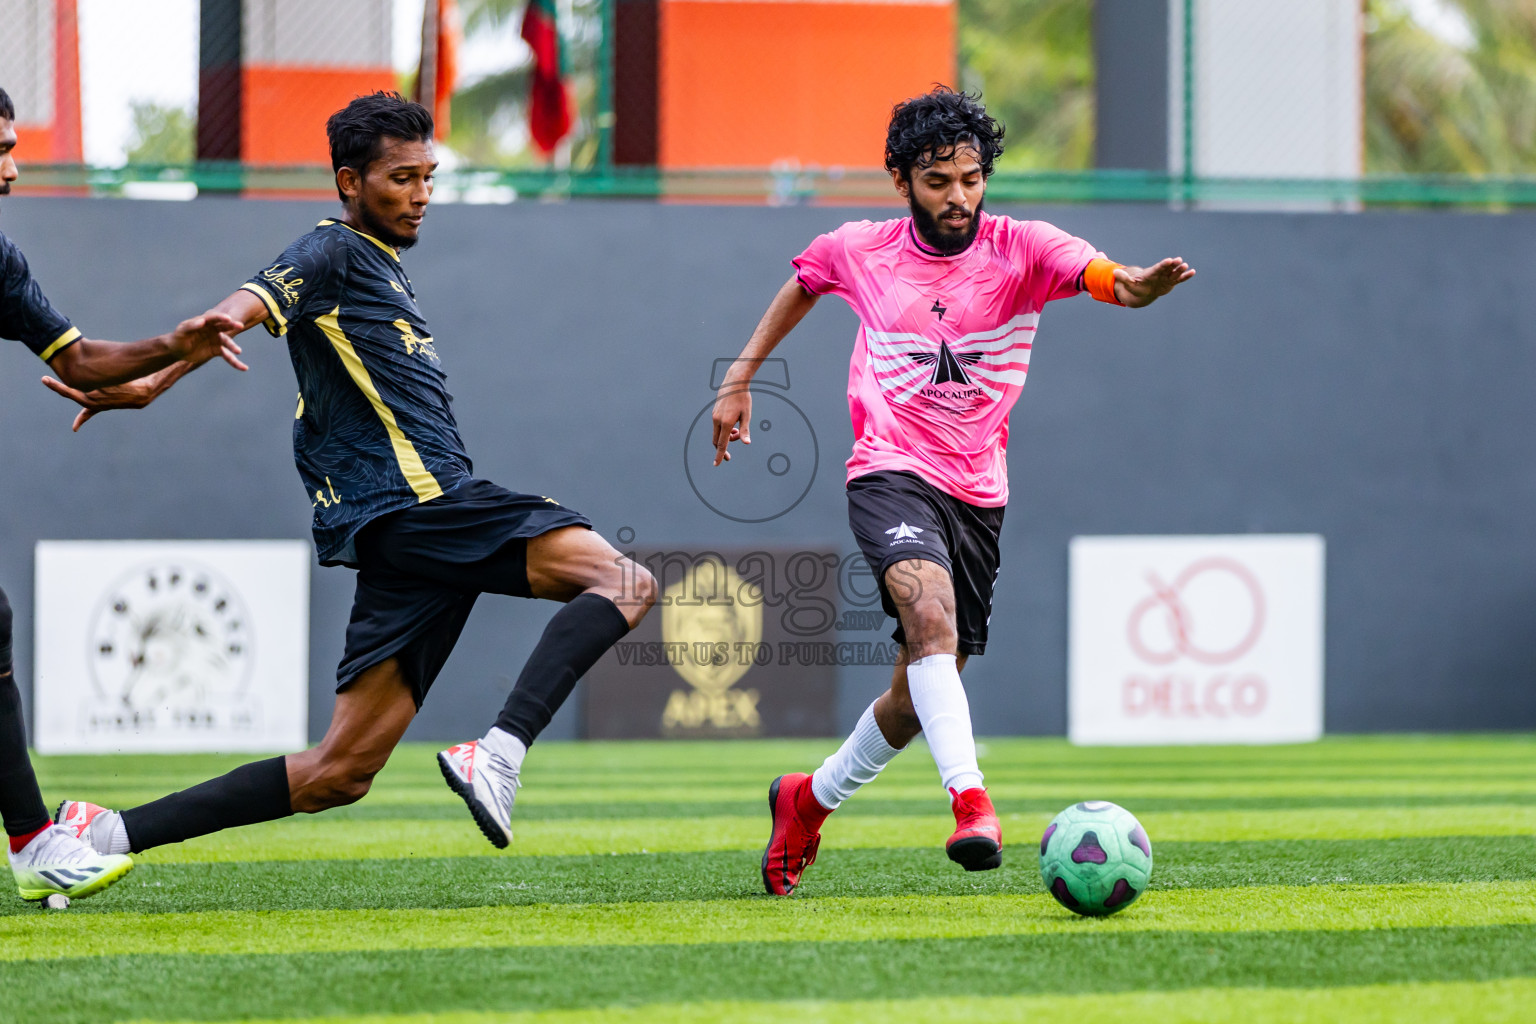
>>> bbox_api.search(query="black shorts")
[846,470,1005,656]
[336,477,591,706]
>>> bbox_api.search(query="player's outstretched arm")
[1112,257,1196,308]
[41,290,268,431]
[712,275,819,466]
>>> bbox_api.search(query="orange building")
[0,0,83,162]
[198,0,396,166]
[616,0,956,170]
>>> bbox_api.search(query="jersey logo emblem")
[908,340,981,386]
[886,522,924,543]
[261,265,304,307]
[931,299,947,321]
[394,319,440,362]
[865,313,1039,405]
[312,476,342,509]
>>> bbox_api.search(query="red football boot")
[946,786,1002,871]
[761,772,829,895]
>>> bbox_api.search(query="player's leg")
[0,586,49,846]
[60,659,417,855]
[439,525,657,847]
[2,585,135,899]
[896,494,1007,870]
[882,557,987,798]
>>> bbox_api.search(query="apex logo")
[931,299,947,321]
[886,522,925,544]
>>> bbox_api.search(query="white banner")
[1069,535,1324,745]
[34,541,310,754]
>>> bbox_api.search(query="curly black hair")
[326,91,434,201]
[0,87,14,122]
[884,86,1004,180]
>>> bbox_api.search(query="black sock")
[0,586,50,838]
[495,593,631,746]
[121,756,292,853]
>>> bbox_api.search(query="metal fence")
[5,0,1535,206]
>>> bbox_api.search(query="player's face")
[895,145,986,255]
[345,137,436,248]
[0,120,19,198]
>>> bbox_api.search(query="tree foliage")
[125,102,194,166]
[958,0,1095,171]
[1366,0,1536,174]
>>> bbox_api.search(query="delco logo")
[1122,557,1268,719]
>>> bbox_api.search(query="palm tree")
[444,0,605,168]
[1366,0,1536,174]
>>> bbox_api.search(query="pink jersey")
[793,212,1103,507]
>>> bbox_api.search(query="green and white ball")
[1039,801,1152,916]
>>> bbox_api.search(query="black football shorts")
[846,470,1005,656]
[336,477,591,706]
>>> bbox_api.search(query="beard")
[0,182,9,196]
[909,193,981,256]
[355,203,420,250]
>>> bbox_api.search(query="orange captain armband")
[1082,258,1125,305]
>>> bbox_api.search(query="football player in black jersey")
[52,93,656,864]
[0,86,242,902]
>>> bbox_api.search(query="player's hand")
[1114,257,1195,308]
[168,312,248,371]
[711,383,753,466]
[41,373,166,432]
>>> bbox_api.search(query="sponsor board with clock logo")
[34,541,311,753]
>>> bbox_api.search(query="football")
[1039,801,1153,916]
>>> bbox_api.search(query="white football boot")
[437,740,519,849]
[54,800,127,855]
[9,824,133,901]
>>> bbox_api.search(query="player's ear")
[891,169,909,200]
[336,166,362,201]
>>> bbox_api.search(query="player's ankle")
[795,776,833,826]
[9,823,48,854]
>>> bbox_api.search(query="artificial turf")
[5,735,1533,1023]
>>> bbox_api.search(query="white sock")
[479,726,527,775]
[906,653,984,795]
[105,812,130,855]
[811,701,902,810]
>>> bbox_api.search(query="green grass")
[5,735,1536,1023]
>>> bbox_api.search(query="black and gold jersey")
[243,219,472,565]
[0,231,80,362]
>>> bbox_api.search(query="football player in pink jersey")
[712,86,1194,895]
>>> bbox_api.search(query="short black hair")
[0,87,14,122]
[884,86,1004,180]
[325,91,434,201]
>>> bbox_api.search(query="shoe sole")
[761,775,790,896]
[946,835,1002,872]
[17,856,134,902]
[437,752,511,850]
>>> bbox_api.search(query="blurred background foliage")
[958,0,1095,172]
[127,0,1536,176]
[1365,0,1536,174]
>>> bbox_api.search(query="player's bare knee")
[310,765,375,810]
[628,561,658,619]
[902,605,958,659]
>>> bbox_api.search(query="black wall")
[2,197,1533,742]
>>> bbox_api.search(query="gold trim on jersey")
[318,219,401,263]
[37,327,82,362]
[316,306,443,504]
[240,283,288,337]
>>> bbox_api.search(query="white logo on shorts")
[886,522,925,544]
